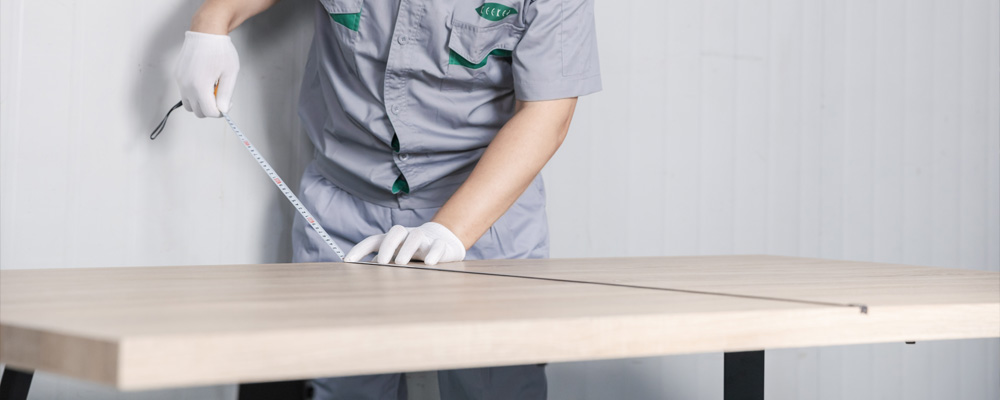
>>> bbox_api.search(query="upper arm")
[515,97,577,115]
[221,0,283,31]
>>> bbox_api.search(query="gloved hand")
[174,31,239,118]
[344,222,467,265]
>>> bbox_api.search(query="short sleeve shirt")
[299,0,601,209]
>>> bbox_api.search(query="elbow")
[554,115,572,145]
[553,97,578,146]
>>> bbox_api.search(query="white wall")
[0,0,316,270]
[2,0,997,399]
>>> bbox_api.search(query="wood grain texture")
[443,255,1000,308]
[1,255,997,391]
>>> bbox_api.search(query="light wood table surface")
[1,255,997,392]
[438,254,1000,312]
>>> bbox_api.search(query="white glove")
[344,222,467,266]
[174,31,239,118]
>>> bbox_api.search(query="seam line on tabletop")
[347,261,870,314]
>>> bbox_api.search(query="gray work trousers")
[292,162,550,400]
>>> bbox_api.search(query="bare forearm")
[190,0,280,34]
[432,98,578,249]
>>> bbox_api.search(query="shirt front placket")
[382,0,425,207]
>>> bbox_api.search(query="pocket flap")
[319,0,362,14]
[447,19,523,66]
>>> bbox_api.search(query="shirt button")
[391,105,400,114]
[399,153,410,161]
[397,36,408,44]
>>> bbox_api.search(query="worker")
[174,0,600,398]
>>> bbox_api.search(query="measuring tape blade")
[220,112,346,261]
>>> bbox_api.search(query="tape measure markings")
[221,112,346,261]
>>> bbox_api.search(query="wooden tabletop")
[438,254,1000,307]
[1,255,997,390]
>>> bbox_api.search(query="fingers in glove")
[393,230,426,265]
[183,87,204,116]
[423,240,447,266]
[344,234,384,262]
[181,95,194,112]
[215,66,238,114]
[376,225,409,264]
[195,82,221,118]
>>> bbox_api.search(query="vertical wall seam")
[696,0,704,254]
[816,1,829,256]
[763,0,772,255]
[797,0,807,258]
[840,0,848,262]
[957,0,965,273]
[928,0,937,270]
[900,0,909,265]
[732,0,739,255]
[986,0,996,271]
[67,0,82,266]
[871,1,880,263]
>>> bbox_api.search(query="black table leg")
[238,379,310,400]
[724,350,764,400]
[0,367,34,400]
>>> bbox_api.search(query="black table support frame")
[238,380,310,400]
[0,367,34,400]
[724,350,765,400]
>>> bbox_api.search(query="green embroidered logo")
[475,3,517,21]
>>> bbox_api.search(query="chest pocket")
[319,0,363,75]
[442,17,524,92]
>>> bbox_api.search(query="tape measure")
[219,112,347,261]
[150,99,346,260]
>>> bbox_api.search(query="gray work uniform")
[292,0,601,398]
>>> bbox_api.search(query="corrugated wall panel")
[547,0,999,399]
[1,0,997,399]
